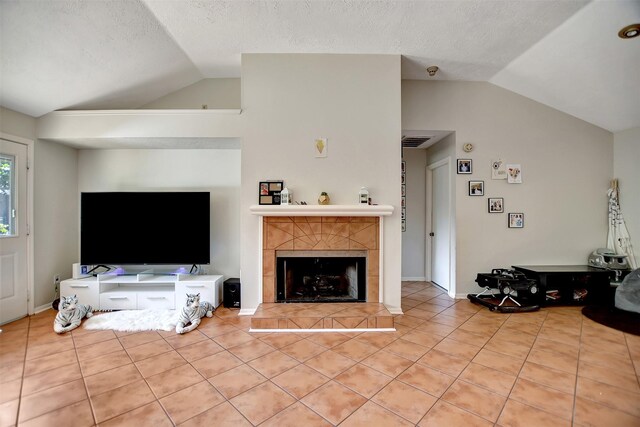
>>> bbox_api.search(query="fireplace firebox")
[276,251,366,303]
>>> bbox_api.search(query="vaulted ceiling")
[1,0,638,132]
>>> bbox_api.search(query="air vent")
[402,136,430,148]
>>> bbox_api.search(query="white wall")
[401,148,427,280]
[403,81,613,295]
[1,107,36,140]
[34,140,78,307]
[241,54,402,312]
[78,149,241,279]
[614,127,640,265]
[141,79,241,109]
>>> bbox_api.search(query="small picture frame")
[468,180,484,196]
[508,212,524,228]
[258,181,283,205]
[457,159,472,174]
[488,197,504,213]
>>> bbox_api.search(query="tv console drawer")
[100,293,137,310]
[60,280,99,308]
[137,292,175,310]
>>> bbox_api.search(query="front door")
[0,139,29,324]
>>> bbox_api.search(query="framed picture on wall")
[258,181,283,205]
[488,197,504,213]
[457,159,472,174]
[468,180,484,196]
[508,212,524,228]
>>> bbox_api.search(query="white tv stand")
[60,272,224,311]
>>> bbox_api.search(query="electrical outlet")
[53,274,60,285]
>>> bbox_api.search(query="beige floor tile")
[573,396,640,427]
[198,322,240,338]
[134,350,187,378]
[280,339,327,362]
[227,338,275,362]
[576,376,640,418]
[509,378,574,420]
[418,349,470,377]
[342,401,414,427]
[419,400,493,427]
[271,364,330,399]
[334,363,393,398]
[0,379,21,405]
[191,350,244,378]
[159,381,225,424]
[179,401,252,427]
[473,349,524,376]
[125,339,173,362]
[383,338,430,361]
[484,337,532,359]
[72,329,116,348]
[397,363,456,397]
[526,348,578,374]
[18,379,87,423]
[414,321,457,336]
[118,331,162,349]
[301,380,367,425]
[209,364,267,399]
[18,399,94,427]
[212,330,255,349]
[76,338,123,361]
[354,332,398,349]
[258,332,304,349]
[447,328,491,347]
[497,399,570,427]
[371,380,437,424]
[175,338,224,362]
[0,399,19,427]
[85,363,141,397]
[99,401,173,427]
[518,361,576,395]
[361,349,413,377]
[399,329,443,348]
[22,349,76,377]
[0,362,23,385]
[25,339,74,361]
[21,362,82,396]
[163,330,207,349]
[261,402,332,427]
[441,380,506,422]
[578,360,640,393]
[332,338,379,361]
[458,362,517,397]
[432,337,482,360]
[79,349,131,377]
[230,381,296,425]
[146,364,204,398]
[91,379,156,423]
[304,332,352,348]
[305,349,357,378]
[248,350,299,378]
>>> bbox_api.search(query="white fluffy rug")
[83,309,179,332]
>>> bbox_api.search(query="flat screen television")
[81,192,210,265]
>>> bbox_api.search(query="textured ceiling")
[1,0,637,132]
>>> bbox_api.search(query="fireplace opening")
[276,251,367,303]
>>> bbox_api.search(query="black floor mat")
[582,305,640,336]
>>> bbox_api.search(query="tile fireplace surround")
[250,205,394,307]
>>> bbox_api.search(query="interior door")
[430,160,450,292]
[0,139,29,324]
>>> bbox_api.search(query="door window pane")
[0,154,15,236]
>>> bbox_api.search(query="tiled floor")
[1,281,639,426]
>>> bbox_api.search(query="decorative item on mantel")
[280,187,291,205]
[359,187,369,205]
[318,192,330,205]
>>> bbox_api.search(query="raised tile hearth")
[250,303,395,331]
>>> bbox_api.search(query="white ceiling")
[1,0,638,132]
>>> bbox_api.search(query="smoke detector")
[426,66,439,77]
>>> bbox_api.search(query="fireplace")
[276,250,366,302]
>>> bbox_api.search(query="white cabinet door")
[61,279,100,309]
[175,282,215,309]
[137,291,175,309]
[100,293,136,310]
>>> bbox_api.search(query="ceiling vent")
[402,136,431,148]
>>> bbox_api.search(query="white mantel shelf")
[250,204,394,217]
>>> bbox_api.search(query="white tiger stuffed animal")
[54,295,93,334]
[176,293,215,334]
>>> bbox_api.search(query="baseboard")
[385,305,404,315]
[455,293,469,299]
[238,308,257,316]
[250,328,396,333]
[401,277,426,282]
[34,302,54,314]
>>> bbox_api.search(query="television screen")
[81,192,210,265]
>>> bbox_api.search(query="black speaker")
[223,278,241,308]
